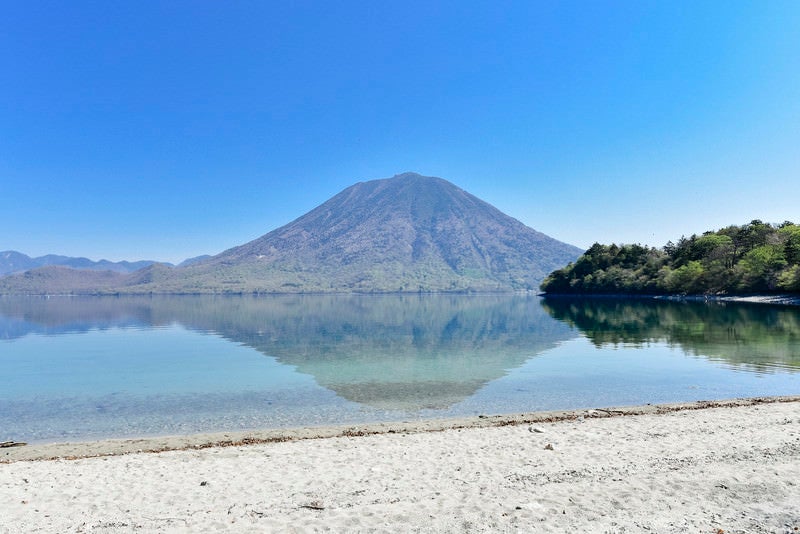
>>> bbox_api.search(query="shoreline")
[2,395,798,532]
[541,292,800,307]
[4,395,799,463]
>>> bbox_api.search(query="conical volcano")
[177,172,581,292]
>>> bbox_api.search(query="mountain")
[157,172,582,293]
[0,265,126,294]
[0,251,38,275]
[177,255,212,267]
[1,173,582,294]
[0,250,167,276]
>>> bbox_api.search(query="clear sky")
[2,1,799,264]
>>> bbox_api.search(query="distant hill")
[0,250,167,276]
[0,266,126,294]
[0,172,582,294]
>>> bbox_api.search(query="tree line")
[540,220,800,295]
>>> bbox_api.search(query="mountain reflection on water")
[0,295,577,410]
[541,297,800,373]
[230,295,577,409]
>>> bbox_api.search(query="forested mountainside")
[541,220,800,295]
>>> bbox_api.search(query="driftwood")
[0,441,27,448]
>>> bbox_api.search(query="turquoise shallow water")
[1,295,798,443]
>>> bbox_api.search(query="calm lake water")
[1,294,798,444]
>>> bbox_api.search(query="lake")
[1,294,798,444]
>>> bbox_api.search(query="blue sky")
[2,1,799,263]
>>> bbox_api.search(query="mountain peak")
[390,171,426,179]
[385,171,450,186]
[386,171,443,182]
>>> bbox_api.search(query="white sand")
[1,398,799,533]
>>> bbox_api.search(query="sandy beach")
[2,397,799,533]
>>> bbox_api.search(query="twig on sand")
[140,515,189,524]
[0,441,27,448]
[300,501,326,510]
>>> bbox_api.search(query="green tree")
[735,245,787,291]
[664,261,704,294]
[778,224,800,265]
[693,234,734,267]
[777,265,800,291]
[734,219,773,257]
